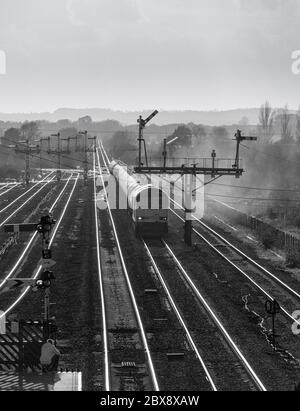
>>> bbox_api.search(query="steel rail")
[0,173,78,316]
[99,148,268,390]
[197,218,300,299]
[0,174,56,230]
[93,150,110,391]
[0,174,74,290]
[0,183,21,198]
[171,207,300,327]
[163,239,267,392]
[99,141,111,166]
[0,171,54,215]
[142,239,217,391]
[97,145,160,392]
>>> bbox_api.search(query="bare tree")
[280,104,293,143]
[258,101,274,142]
[20,121,40,142]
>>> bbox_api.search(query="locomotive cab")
[109,161,169,238]
[132,186,169,238]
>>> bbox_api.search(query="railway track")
[0,173,78,315]
[98,150,300,389]
[145,171,300,327]
[96,146,159,391]
[0,172,55,229]
[0,173,102,390]
[99,145,216,390]
[99,143,269,391]
[165,204,300,388]
[0,183,13,192]
[147,173,300,331]
[0,173,57,266]
[171,206,300,329]
[143,238,266,391]
[0,183,21,199]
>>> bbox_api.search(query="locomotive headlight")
[138,217,143,221]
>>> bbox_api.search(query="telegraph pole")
[25,143,30,185]
[78,132,96,185]
[45,133,76,179]
[61,135,78,154]
[50,133,61,182]
[79,131,88,184]
[15,140,40,186]
[39,136,51,174]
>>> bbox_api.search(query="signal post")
[78,132,96,185]
[134,110,257,245]
[4,213,56,340]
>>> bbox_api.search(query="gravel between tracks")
[0,181,102,391]
[167,211,300,391]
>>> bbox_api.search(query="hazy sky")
[0,0,300,113]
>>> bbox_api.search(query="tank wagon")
[109,160,168,237]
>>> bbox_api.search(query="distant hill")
[0,108,264,126]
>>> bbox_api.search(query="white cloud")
[0,0,300,111]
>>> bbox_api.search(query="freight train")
[109,160,169,237]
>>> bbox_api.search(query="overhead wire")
[0,136,95,171]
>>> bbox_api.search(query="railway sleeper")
[166,353,185,362]
[108,328,139,334]
[144,288,158,295]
